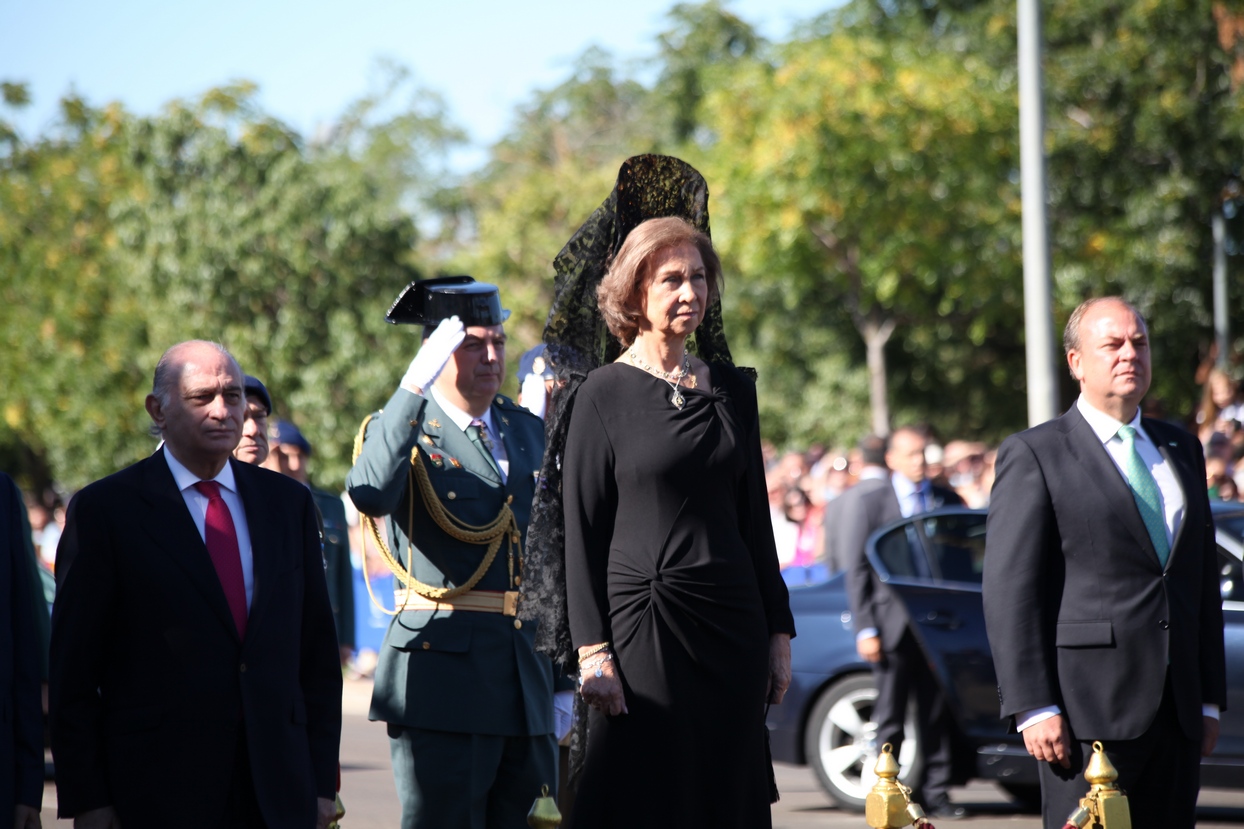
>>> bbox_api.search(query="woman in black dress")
[563,216,795,827]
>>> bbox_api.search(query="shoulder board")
[493,395,537,417]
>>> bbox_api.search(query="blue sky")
[2,0,840,167]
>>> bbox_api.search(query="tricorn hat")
[385,276,511,327]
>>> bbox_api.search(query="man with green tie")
[983,297,1226,829]
[347,277,570,829]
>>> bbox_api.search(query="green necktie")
[1117,425,1170,566]
[467,419,502,478]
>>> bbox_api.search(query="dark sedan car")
[766,501,1244,811]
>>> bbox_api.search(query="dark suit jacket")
[311,487,356,652]
[840,474,962,650]
[982,406,1227,741]
[50,449,342,829]
[346,389,557,736]
[0,473,43,816]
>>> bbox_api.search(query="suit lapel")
[138,448,241,639]
[493,403,528,493]
[233,458,279,641]
[1061,407,1160,565]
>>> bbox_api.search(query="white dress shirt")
[891,472,930,519]
[163,449,255,609]
[430,386,509,482]
[1017,396,1214,732]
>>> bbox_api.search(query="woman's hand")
[578,646,628,716]
[766,633,792,704]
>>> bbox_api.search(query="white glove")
[400,316,465,394]
[519,372,549,419]
[553,689,576,740]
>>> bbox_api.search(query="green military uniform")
[347,383,557,829]
[310,487,355,654]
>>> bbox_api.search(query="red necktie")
[193,481,248,638]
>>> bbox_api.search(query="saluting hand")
[400,316,466,395]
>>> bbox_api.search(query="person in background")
[265,419,356,666]
[1197,367,1244,444]
[49,340,341,829]
[1,473,43,828]
[232,375,272,466]
[838,427,965,819]
[516,344,555,419]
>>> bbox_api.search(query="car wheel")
[803,672,923,812]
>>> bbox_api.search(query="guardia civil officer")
[346,277,571,829]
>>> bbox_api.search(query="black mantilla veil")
[519,153,748,779]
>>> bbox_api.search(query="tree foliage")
[0,82,452,492]
[6,0,1244,496]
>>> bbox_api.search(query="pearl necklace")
[626,346,695,409]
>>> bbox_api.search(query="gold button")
[448,491,457,500]
[513,619,523,630]
[496,397,503,404]
[422,641,431,650]
[514,576,521,586]
[239,663,247,673]
[409,419,418,426]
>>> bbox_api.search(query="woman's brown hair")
[596,216,722,346]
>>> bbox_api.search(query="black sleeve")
[562,389,618,648]
[3,475,44,809]
[725,368,795,638]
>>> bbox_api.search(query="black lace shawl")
[518,154,745,778]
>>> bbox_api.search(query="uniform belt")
[392,588,519,617]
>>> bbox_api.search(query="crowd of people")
[764,366,1244,584]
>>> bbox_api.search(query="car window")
[920,512,988,584]
[1220,546,1243,603]
[1216,512,1244,542]
[871,512,987,585]
[874,524,927,579]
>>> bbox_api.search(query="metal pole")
[1213,211,1230,368]
[1018,0,1059,426]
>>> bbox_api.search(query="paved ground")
[36,679,1244,826]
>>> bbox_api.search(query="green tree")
[700,24,1024,445]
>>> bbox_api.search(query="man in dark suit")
[50,340,342,829]
[1,473,43,828]
[347,278,569,829]
[839,428,964,819]
[983,297,1226,829]
[264,419,356,664]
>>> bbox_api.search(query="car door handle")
[920,610,962,631]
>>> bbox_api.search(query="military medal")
[422,435,434,446]
[429,418,441,428]
[429,453,445,468]
[449,457,462,468]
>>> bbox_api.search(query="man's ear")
[1067,350,1083,382]
[145,394,165,430]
